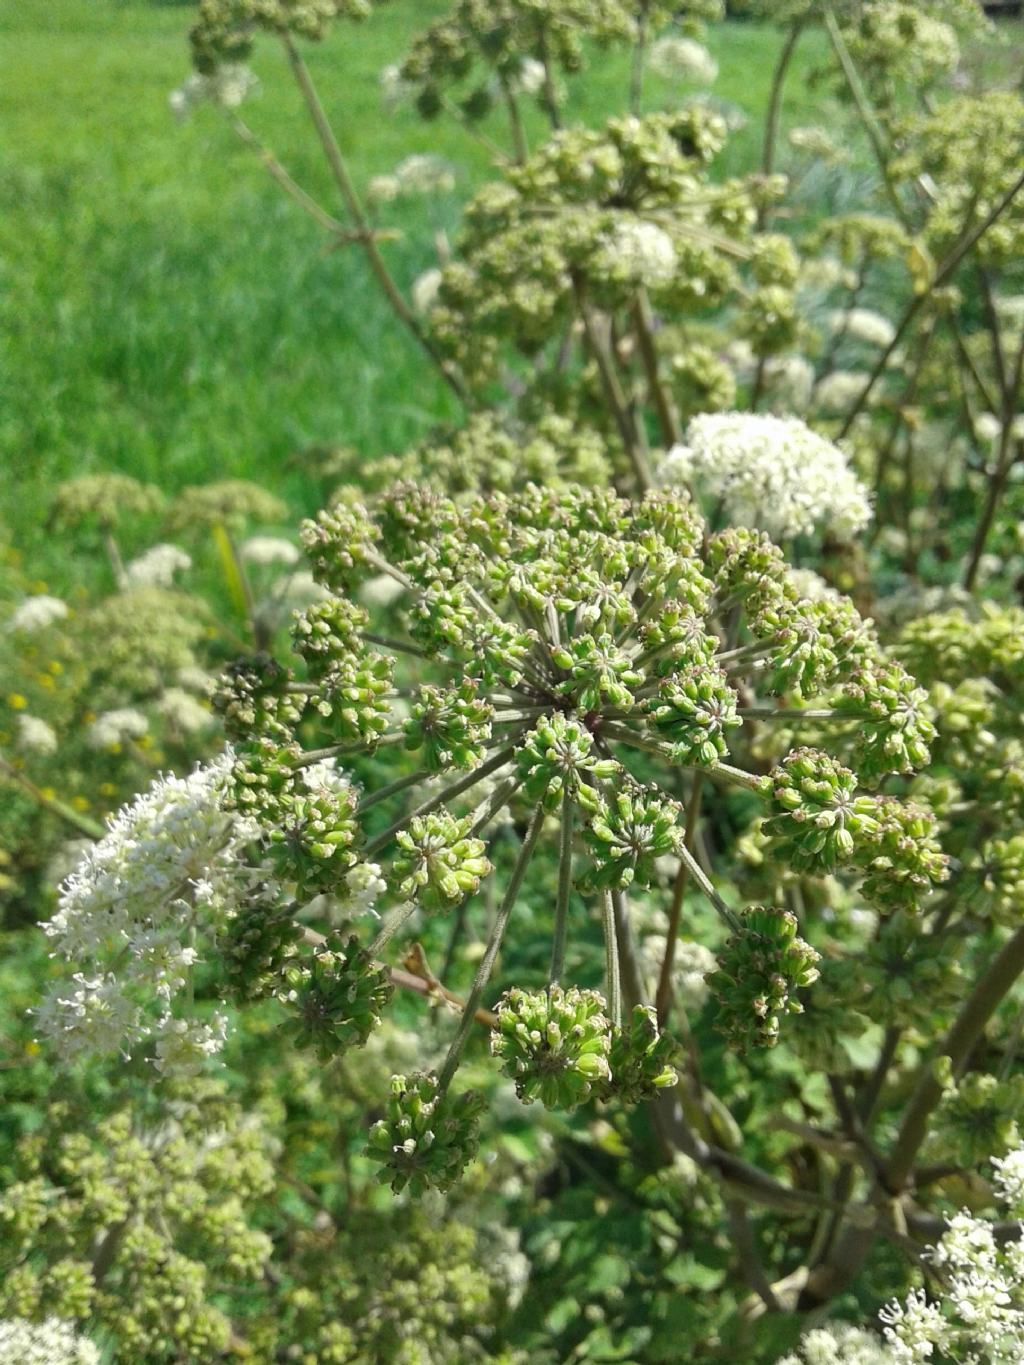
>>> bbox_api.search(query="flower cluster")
[366,1072,487,1194]
[35,754,252,1073]
[658,413,872,542]
[423,110,784,383]
[0,1320,100,1365]
[0,1090,275,1359]
[491,986,612,1108]
[190,478,942,1132]
[707,905,820,1050]
[879,1179,1024,1365]
[392,0,722,123]
[189,0,376,73]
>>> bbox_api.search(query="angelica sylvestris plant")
[179,479,945,1186]
[17,0,1024,1356]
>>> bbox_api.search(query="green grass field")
[0,0,825,579]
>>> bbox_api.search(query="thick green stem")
[357,769,430,815]
[230,114,343,233]
[571,274,653,491]
[367,900,419,956]
[886,922,1024,1192]
[611,888,646,1010]
[632,291,681,447]
[823,8,908,227]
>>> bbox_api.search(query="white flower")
[813,371,873,416]
[87,707,149,749]
[658,413,872,542]
[779,1323,894,1365]
[154,1012,229,1077]
[35,972,145,1061]
[828,308,897,349]
[974,412,1003,443]
[16,714,58,755]
[787,568,842,603]
[649,35,718,85]
[344,861,386,918]
[879,1287,947,1364]
[596,218,678,289]
[123,543,192,588]
[994,1148,1024,1214]
[301,757,355,796]
[169,64,258,120]
[240,535,299,566]
[491,1225,531,1310]
[8,595,68,633]
[801,257,855,292]
[45,838,95,891]
[788,126,845,162]
[367,173,400,203]
[36,754,251,1071]
[156,687,214,734]
[876,1162,1024,1365]
[177,664,215,695]
[763,354,816,413]
[369,155,455,203]
[412,267,444,315]
[510,57,546,96]
[0,1317,100,1365]
[380,62,413,108]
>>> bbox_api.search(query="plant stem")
[737,707,842,721]
[603,889,622,1027]
[759,20,806,228]
[498,72,528,163]
[611,887,647,1011]
[549,793,574,986]
[712,762,764,794]
[280,34,469,405]
[885,922,1024,1192]
[436,802,546,1095]
[631,291,681,447]
[363,746,516,857]
[629,0,649,114]
[677,841,740,933]
[367,900,419,956]
[571,273,653,491]
[356,768,430,815]
[823,7,907,226]
[0,753,104,839]
[102,527,126,590]
[361,631,425,658]
[656,774,704,1027]
[468,774,519,837]
[229,114,343,233]
[839,164,1024,438]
